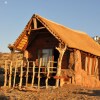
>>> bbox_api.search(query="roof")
[9,14,100,56]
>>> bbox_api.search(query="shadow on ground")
[0,95,9,100]
[74,89,100,97]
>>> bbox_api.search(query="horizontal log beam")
[25,27,45,31]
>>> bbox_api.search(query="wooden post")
[74,50,82,85]
[56,43,67,87]
[46,61,50,89]
[89,57,92,75]
[9,61,12,88]
[38,58,42,89]
[95,58,99,79]
[33,18,37,29]
[10,49,15,62]
[26,61,29,87]
[4,60,7,87]
[31,61,35,87]
[87,55,90,74]
[91,57,96,75]
[85,56,88,72]
[13,61,17,88]
[19,61,23,89]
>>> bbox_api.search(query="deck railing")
[3,59,58,89]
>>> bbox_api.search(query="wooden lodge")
[6,14,100,89]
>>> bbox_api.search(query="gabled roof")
[9,14,100,56]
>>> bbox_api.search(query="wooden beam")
[89,58,92,75]
[56,43,67,87]
[19,61,23,89]
[38,58,42,89]
[95,58,99,79]
[46,61,50,89]
[25,27,45,31]
[25,18,33,30]
[31,62,35,87]
[4,61,7,87]
[87,56,90,75]
[13,62,17,88]
[26,61,29,87]
[91,57,96,75]
[33,18,37,29]
[85,56,88,72]
[9,61,12,88]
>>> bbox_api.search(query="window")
[38,49,53,66]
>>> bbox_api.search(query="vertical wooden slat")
[9,61,12,88]
[56,58,60,87]
[38,58,42,89]
[46,61,50,89]
[89,58,92,75]
[31,61,35,87]
[91,57,96,75]
[95,58,99,78]
[26,61,29,87]
[19,61,23,89]
[87,56,90,75]
[4,60,7,87]
[85,56,88,72]
[13,61,17,88]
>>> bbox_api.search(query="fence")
[3,59,57,89]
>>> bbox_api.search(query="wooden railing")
[3,60,58,89]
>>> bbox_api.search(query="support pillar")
[74,49,82,85]
[55,43,67,87]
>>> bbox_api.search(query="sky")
[0,0,100,52]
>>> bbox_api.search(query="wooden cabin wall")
[27,32,59,62]
[74,50,82,72]
[80,52,100,79]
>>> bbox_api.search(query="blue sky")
[0,0,100,52]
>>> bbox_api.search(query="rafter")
[25,27,45,31]
[33,18,37,29]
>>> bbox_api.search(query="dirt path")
[0,84,100,100]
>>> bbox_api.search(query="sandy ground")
[0,84,100,100]
[0,69,100,100]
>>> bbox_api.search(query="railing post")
[38,58,42,89]
[9,61,12,88]
[26,61,29,87]
[46,61,50,89]
[19,61,23,89]
[13,61,17,88]
[4,60,7,87]
[31,61,35,87]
